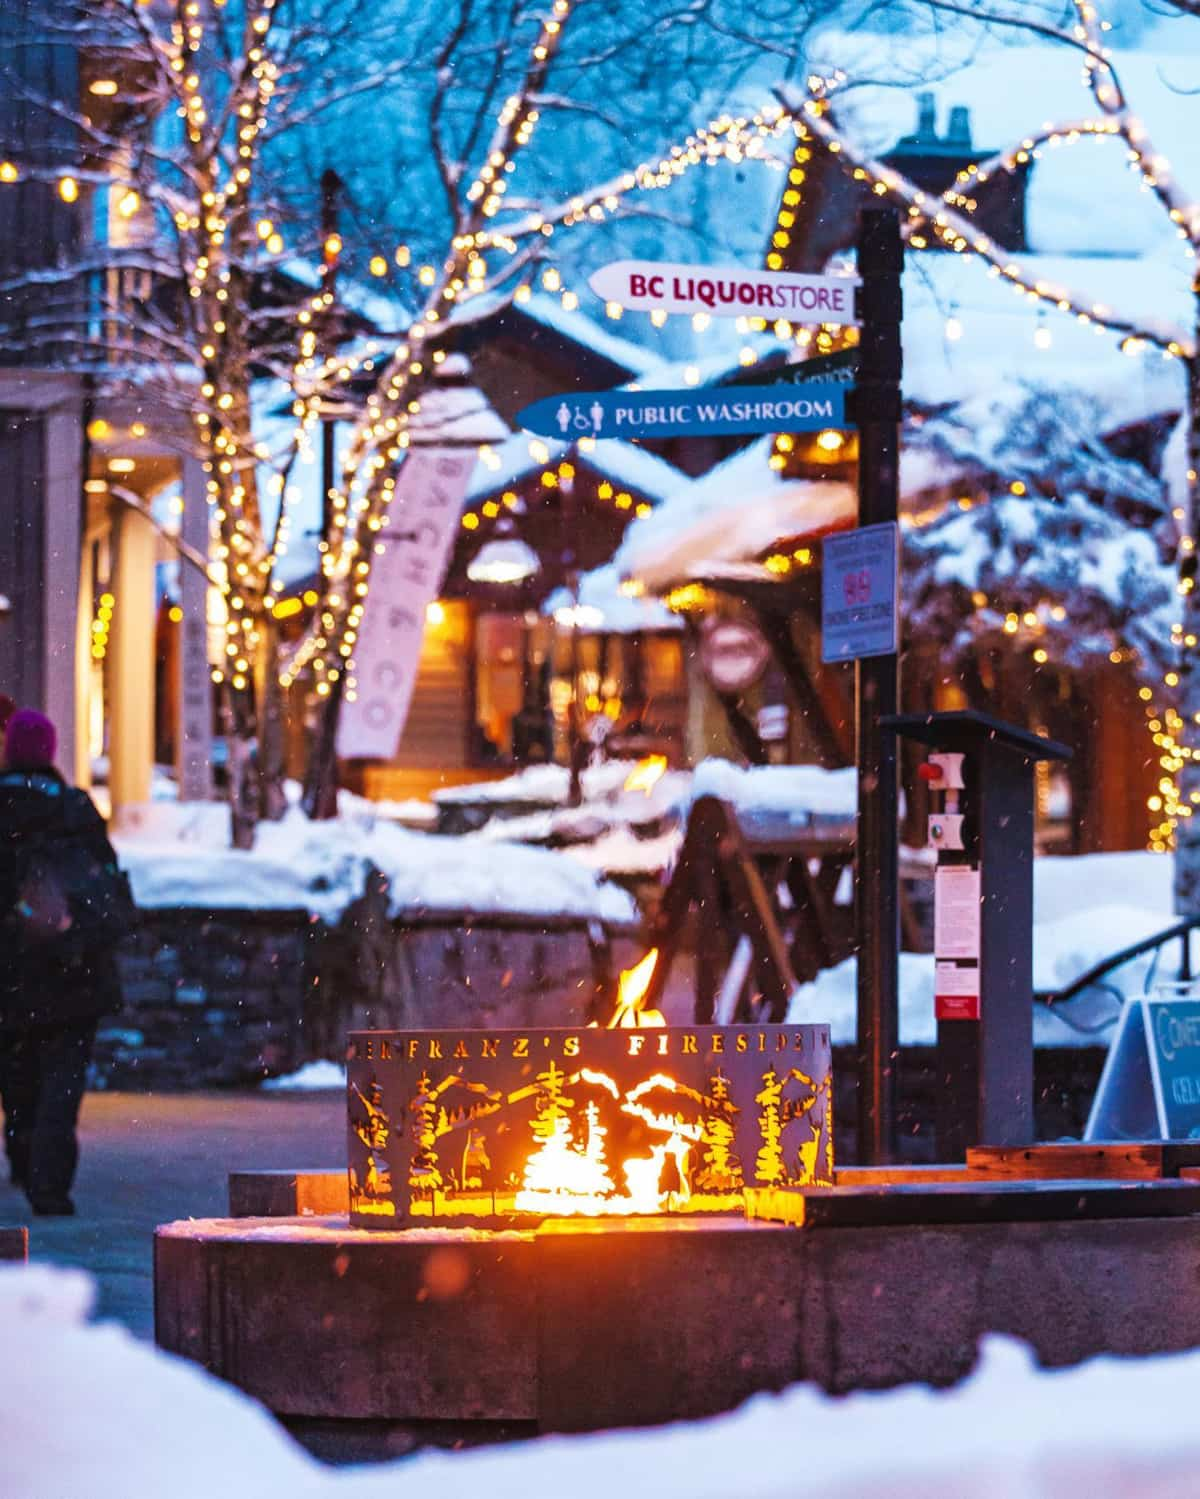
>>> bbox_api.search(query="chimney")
[945,105,972,150]
[914,92,937,143]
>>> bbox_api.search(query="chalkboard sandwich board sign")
[1087,991,1200,1142]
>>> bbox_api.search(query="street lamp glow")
[467,538,540,585]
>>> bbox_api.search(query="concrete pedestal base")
[157,1206,1200,1441]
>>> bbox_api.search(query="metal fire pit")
[347,1024,833,1227]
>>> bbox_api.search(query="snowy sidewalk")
[1,1090,345,1339]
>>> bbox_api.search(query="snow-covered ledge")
[112,795,636,929]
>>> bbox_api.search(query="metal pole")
[854,205,903,1164]
[301,169,343,821]
[559,467,585,807]
[319,168,341,549]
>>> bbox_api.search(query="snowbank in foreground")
[0,1266,329,1499]
[111,798,636,927]
[6,1262,1200,1499]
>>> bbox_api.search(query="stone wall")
[99,908,325,1089]
[97,888,618,1090]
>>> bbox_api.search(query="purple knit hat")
[5,709,57,770]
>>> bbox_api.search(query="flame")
[623,754,668,796]
[513,1065,698,1218]
[609,948,665,1029]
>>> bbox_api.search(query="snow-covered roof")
[543,563,681,634]
[405,381,509,446]
[585,439,687,504]
[450,289,658,378]
[614,437,855,592]
[621,330,802,394]
[466,429,543,500]
[467,429,685,506]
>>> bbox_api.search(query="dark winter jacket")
[0,768,124,1027]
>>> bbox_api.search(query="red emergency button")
[918,762,943,784]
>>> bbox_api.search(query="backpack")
[9,825,137,962]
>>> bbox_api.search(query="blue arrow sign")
[517,383,849,441]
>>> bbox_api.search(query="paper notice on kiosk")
[935,961,980,1021]
[934,866,981,959]
[934,866,981,1021]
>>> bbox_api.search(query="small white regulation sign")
[588,259,860,324]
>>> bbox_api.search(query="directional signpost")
[517,383,850,441]
[519,241,901,1166]
[734,344,858,391]
[853,208,903,1167]
[588,259,860,324]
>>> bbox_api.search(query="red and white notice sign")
[335,447,475,760]
[587,259,860,323]
[934,865,982,1022]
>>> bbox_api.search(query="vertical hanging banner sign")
[335,447,476,759]
[177,460,213,801]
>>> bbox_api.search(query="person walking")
[0,710,132,1214]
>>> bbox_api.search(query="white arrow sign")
[588,259,860,324]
